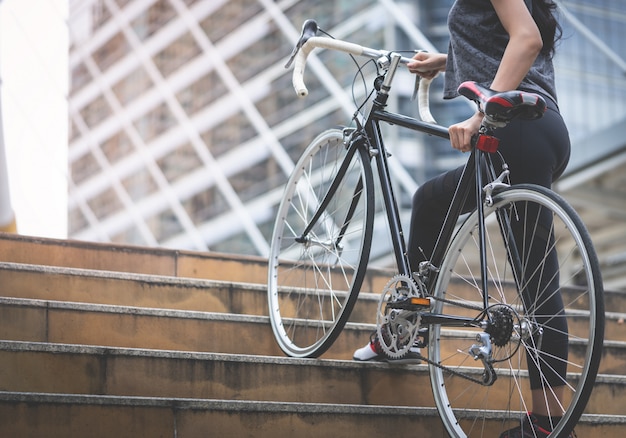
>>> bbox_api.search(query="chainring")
[376,274,423,359]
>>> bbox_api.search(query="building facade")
[68,0,626,284]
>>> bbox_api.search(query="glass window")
[199,0,262,44]
[121,167,158,201]
[176,70,227,116]
[112,67,153,105]
[157,142,203,183]
[69,119,81,143]
[111,225,147,246]
[152,31,201,77]
[92,31,130,71]
[201,111,256,158]
[101,132,134,164]
[226,22,284,84]
[230,157,283,203]
[183,186,228,222]
[71,62,92,94]
[79,94,112,129]
[88,187,124,220]
[131,0,176,41]
[279,109,346,164]
[256,74,309,127]
[91,0,111,31]
[212,231,256,255]
[71,151,101,185]
[133,103,177,142]
[114,0,132,8]
[68,207,89,234]
[148,208,183,241]
[285,0,377,31]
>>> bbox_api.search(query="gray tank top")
[443,0,557,103]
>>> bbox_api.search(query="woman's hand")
[407,52,447,79]
[407,51,485,152]
[449,112,484,152]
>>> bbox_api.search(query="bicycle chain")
[414,349,495,386]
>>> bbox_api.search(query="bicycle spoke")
[268,129,374,357]
[430,185,603,437]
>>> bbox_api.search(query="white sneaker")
[353,332,384,361]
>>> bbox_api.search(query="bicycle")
[267,20,604,437]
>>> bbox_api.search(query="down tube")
[372,110,450,275]
[374,109,466,279]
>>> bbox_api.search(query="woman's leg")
[408,102,572,422]
[407,165,468,270]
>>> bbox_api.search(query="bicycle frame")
[366,123,495,329]
[288,22,562,334]
[354,62,502,319]
[286,49,507,334]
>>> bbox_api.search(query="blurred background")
[0,0,624,289]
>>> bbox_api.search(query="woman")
[354,0,571,436]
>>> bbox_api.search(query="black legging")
[408,96,571,389]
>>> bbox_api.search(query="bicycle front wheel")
[268,129,374,358]
[430,184,604,437]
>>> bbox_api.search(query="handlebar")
[285,20,436,124]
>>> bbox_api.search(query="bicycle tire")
[429,184,604,437]
[267,129,374,358]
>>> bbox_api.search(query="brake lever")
[284,19,319,69]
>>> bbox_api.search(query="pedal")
[386,296,431,311]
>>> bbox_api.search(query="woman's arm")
[449,0,544,152]
[489,0,543,92]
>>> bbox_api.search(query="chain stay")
[386,285,502,385]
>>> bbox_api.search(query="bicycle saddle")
[458,81,547,124]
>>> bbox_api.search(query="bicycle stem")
[375,53,403,101]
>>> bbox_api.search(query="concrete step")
[1,296,623,376]
[1,340,622,416]
[0,261,269,316]
[0,233,269,283]
[1,233,623,437]
[2,233,624,313]
[0,296,281,357]
[2,262,623,347]
[0,233,392,291]
[0,391,444,438]
[0,340,433,408]
[0,392,623,437]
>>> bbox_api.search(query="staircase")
[0,233,624,437]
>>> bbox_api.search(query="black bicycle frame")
[363,94,511,328]
[298,72,503,326]
[367,109,482,277]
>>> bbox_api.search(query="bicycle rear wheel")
[268,129,374,358]
[429,184,604,437]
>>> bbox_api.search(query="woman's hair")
[532,0,563,57]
